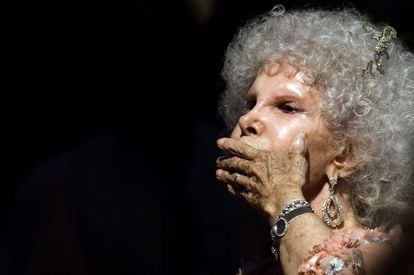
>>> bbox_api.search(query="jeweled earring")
[322,176,344,228]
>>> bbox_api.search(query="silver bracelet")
[270,199,313,259]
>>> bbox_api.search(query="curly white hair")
[219,7,414,228]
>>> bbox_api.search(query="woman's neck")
[306,180,361,234]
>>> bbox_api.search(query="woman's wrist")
[264,190,306,224]
[269,199,314,259]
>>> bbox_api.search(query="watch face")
[275,217,288,237]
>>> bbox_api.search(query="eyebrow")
[273,94,307,106]
[247,88,307,100]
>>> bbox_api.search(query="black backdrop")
[3,0,413,274]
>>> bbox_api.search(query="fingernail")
[216,156,223,164]
[293,131,304,144]
[292,131,307,151]
[216,155,231,164]
[301,131,308,145]
[218,138,230,150]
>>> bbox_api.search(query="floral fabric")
[298,227,400,274]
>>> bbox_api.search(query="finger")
[239,190,258,204]
[216,138,260,160]
[227,184,236,195]
[216,155,232,162]
[216,156,254,176]
[219,172,257,204]
[215,169,256,191]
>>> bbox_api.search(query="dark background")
[3,0,413,274]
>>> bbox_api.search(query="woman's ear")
[326,144,357,178]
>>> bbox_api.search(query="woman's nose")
[238,109,265,136]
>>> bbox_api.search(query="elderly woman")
[215,5,413,275]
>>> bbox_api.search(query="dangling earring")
[322,176,344,228]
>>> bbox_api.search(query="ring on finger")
[233,173,239,182]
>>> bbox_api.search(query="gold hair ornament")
[362,25,397,78]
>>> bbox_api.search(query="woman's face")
[230,63,340,189]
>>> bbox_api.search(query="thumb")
[289,131,309,182]
[289,131,308,157]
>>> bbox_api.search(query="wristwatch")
[270,200,314,258]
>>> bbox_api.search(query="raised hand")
[216,132,309,221]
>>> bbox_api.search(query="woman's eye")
[278,102,301,113]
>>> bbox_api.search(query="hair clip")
[362,25,397,78]
[269,4,285,17]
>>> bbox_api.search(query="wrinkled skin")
[216,132,308,221]
[215,60,402,275]
[216,62,341,222]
